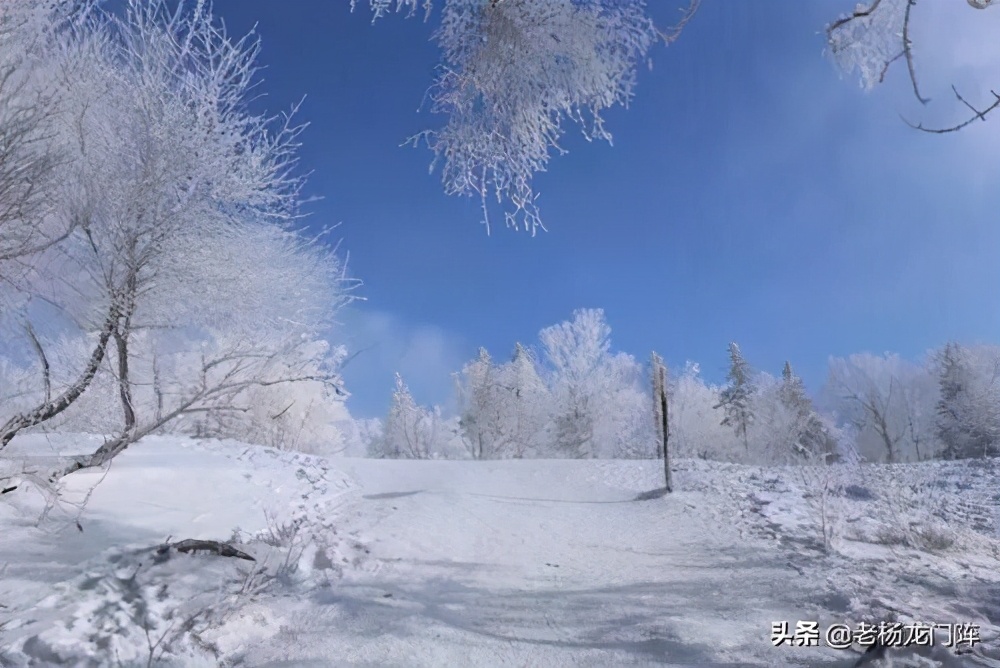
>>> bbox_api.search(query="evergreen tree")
[715,342,755,452]
[779,361,835,461]
[384,373,431,459]
[496,343,549,458]
[455,347,505,459]
[935,342,996,459]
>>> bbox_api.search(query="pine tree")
[715,342,755,452]
[779,361,834,461]
[384,373,429,459]
[936,343,965,459]
[934,342,995,459]
[551,388,593,459]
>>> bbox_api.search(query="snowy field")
[2,435,1000,667]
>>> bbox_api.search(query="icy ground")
[1,436,999,667]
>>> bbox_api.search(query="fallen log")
[165,539,256,562]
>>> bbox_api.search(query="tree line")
[369,309,1000,464]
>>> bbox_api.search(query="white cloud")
[333,307,469,417]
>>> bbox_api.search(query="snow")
[2,435,999,666]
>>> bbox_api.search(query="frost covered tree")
[666,362,732,460]
[350,417,386,457]
[778,361,837,461]
[714,342,755,453]
[455,344,551,458]
[0,1,354,474]
[826,0,1000,132]
[351,0,1000,233]
[454,347,504,459]
[935,343,1000,459]
[823,352,937,463]
[355,0,697,233]
[583,351,651,460]
[540,309,611,458]
[183,339,353,455]
[383,373,436,459]
[539,308,647,459]
[495,343,550,458]
[936,343,982,459]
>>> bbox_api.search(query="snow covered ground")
[1,435,999,666]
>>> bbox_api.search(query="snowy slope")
[2,436,999,666]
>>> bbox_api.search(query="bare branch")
[828,0,1000,130]
[904,88,1000,133]
[901,0,928,105]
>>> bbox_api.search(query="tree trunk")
[114,266,138,437]
[113,327,136,435]
[152,351,163,424]
[0,304,118,450]
[59,430,133,477]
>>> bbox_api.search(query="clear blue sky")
[210,1,1000,418]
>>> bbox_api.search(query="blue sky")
[210,1,1000,418]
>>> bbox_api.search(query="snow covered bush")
[795,461,851,552]
[343,418,384,458]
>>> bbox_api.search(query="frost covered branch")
[827,0,1000,132]
[358,0,693,233]
[0,1,95,282]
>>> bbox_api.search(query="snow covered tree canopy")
[0,0,98,285]
[0,0,357,465]
[352,0,697,234]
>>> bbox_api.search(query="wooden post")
[652,352,671,493]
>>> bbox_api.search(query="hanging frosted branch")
[827,0,1000,132]
[356,0,696,233]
